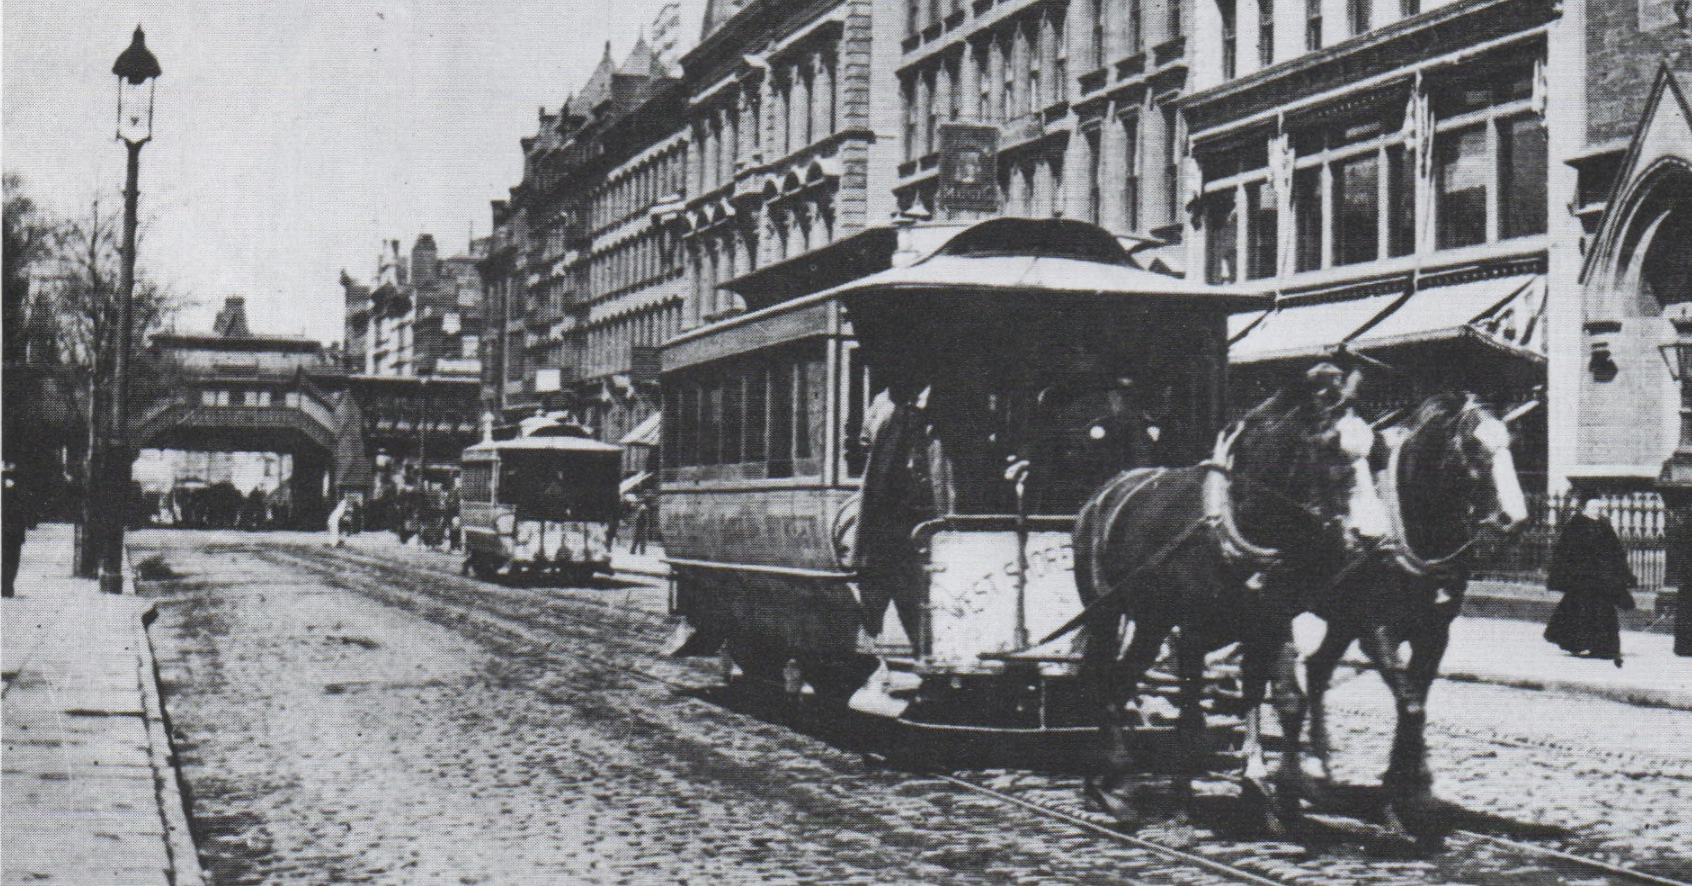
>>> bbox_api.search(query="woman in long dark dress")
[1543,492,1636,665]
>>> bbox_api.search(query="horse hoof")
[1084,776,1141,827]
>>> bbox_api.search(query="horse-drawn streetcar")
[460,416,623,583]
[659,218,1270,732]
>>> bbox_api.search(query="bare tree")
[26,193,184,574]
[3,174,62,365]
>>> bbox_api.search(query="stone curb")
[133,601,205,886]
[1439,668,1692,712]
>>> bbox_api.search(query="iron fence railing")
[1473,491,1668,593]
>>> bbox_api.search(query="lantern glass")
[1662,341,1692,382]
[116,78,154,143]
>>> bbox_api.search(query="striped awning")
[1228,275,1545,365]
[618,411,662,447]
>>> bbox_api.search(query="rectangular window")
[976,46,992,120]
[1246,181,1278,279]
[924,69,939,154]
[678,386,699,467]
[1387,144,1415,256]
[1093,0,1108,66]
[1221,0,1238,79]
[201,389,217,406]
[793,361,813,461]
[1027,25,1042,114]
[1163,106,1181,225]
[843,347,869,478]
[1400,0,1418,14]
[744,366,767,463]
[1333,153,1380,265]
[768,360,793,476]
[1294,165,1324,271]
[800,355,826,470]
[1499,115,1547,239]
[702,382,723,466]
[722,374,743,465]
[1306,0,1322,50]
[1087,128,1103,223]
[1169,0,1183,39]
[1129,0,1143,53]
[1259,0,1274,67]
[1348,0,1369,35]
[1002,36,1016,122]
[1205,190,1239,284]
[904,79,919,161]
[1122,114,1141,230]
[1436,125,1488,249]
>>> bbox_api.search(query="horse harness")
[1034,424,1361,648]
[1379,398,1495,581]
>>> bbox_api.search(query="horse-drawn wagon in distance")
[459,415,623,584]
[658,217,1339,730]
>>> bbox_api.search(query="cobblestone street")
[133,530,1692,885]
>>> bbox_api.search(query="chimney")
[213,296,252,338]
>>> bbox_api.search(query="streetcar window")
[723,375,743,465]
[794,360,813,461]
[843,346,870,479]
[743,366,767,463]
[497,451,620,521]
[768,357,794,477]
[663,341,830,479]
[461,462,494,501]
[702,380,722,466]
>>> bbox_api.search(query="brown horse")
[1301,393,1527,836]
[1071,364,1387,825]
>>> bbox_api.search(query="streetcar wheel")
[468,554,498,580]
[728,641,788,685]
[797,655,879,703]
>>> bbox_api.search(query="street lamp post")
[1655,302,1692,656]
[100,27,161,594]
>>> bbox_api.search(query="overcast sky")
[4,0,700,344]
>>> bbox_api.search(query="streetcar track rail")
[160,538,1690,886]
[314,538,1692,776]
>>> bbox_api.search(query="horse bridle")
[1202,404,1371,568]
[1381,397,1506,579]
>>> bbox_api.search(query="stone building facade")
[343,234,484,381]
[672,0,904,325]
[894,0,1191,257]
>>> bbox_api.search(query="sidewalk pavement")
[2,524,202,886]
[610,543,1689,710]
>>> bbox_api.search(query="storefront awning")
[1350,275,1544,359]
[618,411,662,447]
[1228,293,1402,363]
[1228,274,1545,365]
[619,471,654,496]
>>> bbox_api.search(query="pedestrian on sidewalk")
[1544,490,1636,667]
[630,493,652,555]
[327,495,351,548]
[3,460,41,597]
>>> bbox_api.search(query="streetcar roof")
[662,219,1266,356]
[462,437,623,456]
[822,218,1268,307]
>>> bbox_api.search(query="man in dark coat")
[1544,491,1636,665]
[852,382,934,638]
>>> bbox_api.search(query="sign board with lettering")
[937,122,1001,217]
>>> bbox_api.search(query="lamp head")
[113,27,160,144]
